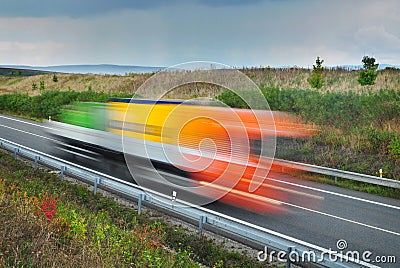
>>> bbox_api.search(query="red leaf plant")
[35,193,60,222]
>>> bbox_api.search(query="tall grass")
[0,72,152,96]
[0,67,399,97]
[242,67,400,93]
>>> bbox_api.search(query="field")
[1,67,400,96]
[0,67,399,181]
[0,71,151,96]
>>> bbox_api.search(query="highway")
[1,113,399,267]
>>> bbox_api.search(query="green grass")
[0,89,132,121]
[218,86,400,180]
[0,151,269,268]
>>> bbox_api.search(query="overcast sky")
[1,0,399,67]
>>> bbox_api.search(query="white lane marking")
[57,147,100,162]
[281,199,400,236]
[207,179,399,235]
[202,177,399,235]
[0,123,59,143]
[0,114,55,130]
[133,165,399,235]
[266,177,400,210]
[61,143,100,155]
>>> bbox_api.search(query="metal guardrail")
[0,137,379,268]
[273,158,400,189]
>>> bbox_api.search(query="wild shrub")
[39,80,45,91]
[215,88,269,109]
[307,56,325,89]
[388,135,400,160]
[0,90,131,120]
[358,56,379,86]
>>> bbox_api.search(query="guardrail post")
[13,148,19,160]
[138,193,145,215]
[198,215,207,239]
[34,156,40,170]
[334,176,337,183]
[286,247,294,268]
[60,166,67,181]
[94,177,101,195]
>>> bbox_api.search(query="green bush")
[388,135,400,160]
[0,90,132,120]
[358,56,379,86]
[307,56,325,89]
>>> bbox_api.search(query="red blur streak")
[189,158,288,214]
[186,109,320,214]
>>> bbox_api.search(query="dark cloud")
[1,0,399,66]
[0,0,269,18]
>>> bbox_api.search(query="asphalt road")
[1,114,399,267]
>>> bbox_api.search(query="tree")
[308,56,325,89]
[358,56,379,86]
[52,74,58,82]
[32,83,38,91]
[40,80,45,91]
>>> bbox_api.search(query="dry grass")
[0,73,152,96]
[0,67,398,98]
[243,67,400,93]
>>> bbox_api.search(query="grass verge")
[0,151,268,268]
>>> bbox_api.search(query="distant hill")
[0,64,164,75]
[329,64,398,70]
[277,64,398,70]
[0,67,49,77]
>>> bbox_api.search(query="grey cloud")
[1,0,399,67]
[0,0,172,18]
[355,26,400,52]
[196,0,265,7]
